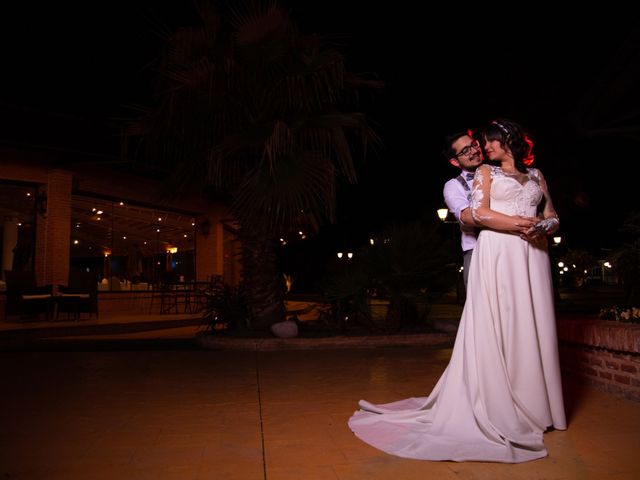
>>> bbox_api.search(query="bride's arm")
[530,169,560,235]
[471,165,537,234]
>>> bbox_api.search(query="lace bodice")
[472,165,543,218]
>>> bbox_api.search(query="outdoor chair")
[3,270,53,320]
[57,271,99,321]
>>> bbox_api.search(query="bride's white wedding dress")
[348,166,567,463]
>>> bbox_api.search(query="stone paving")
[1,345,639,479]
[1,289,639,479]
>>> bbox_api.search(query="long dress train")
[348,168,567,463]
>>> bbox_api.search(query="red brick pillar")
[34,170,72,288]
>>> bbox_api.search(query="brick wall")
[0,151,49,183]
[1,160,73,288]
[558,316,640,402]
[38,170,72,288]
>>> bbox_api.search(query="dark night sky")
[2,1,638,253]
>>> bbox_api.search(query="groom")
[442,129,484,287]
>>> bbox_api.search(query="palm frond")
[125,0,382,230]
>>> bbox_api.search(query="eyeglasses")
[455,140,480,158]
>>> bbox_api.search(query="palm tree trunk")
[238,230,285,329]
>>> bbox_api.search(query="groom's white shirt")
[443,170,477,252]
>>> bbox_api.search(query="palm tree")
[126,1,382,328]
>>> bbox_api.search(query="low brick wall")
[97,292,155,317]
[558,316,640,402]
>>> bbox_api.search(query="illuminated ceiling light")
[73,240,79,245]
[96,210,103,215]
[347,252,353,259]
[369,238,375,245]
[92,208,96,212]
[156,228,160,232]
[337,252,343,259]
[119,202,124,206]
[96,217,101,221]
[557,262,564,267]
[184,234,188,238]
[437,208,448,221]
[26,192,31,197]
[158,217,162,221]
[122,236,127,240]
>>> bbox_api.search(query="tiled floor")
[1,346,639,479]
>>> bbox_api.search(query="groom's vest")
[455,174,480,240]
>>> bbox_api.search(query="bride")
[348,118,567,463]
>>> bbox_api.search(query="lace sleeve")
[533,169,560,234]
[470,165,491,223]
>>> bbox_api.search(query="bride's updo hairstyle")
[481,118,534,173]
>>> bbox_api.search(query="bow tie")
[465,173,475,181]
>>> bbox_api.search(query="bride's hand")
[524,223,546,238]
[520,227,546,242]
[513,216,538,235]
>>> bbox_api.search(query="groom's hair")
[442,129,474,161]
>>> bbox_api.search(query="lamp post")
[436,207,463,304]
[335,250,354,333]
[436,207,458,225]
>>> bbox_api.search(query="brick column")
[194,205,242,284]
[34,170,72,287]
